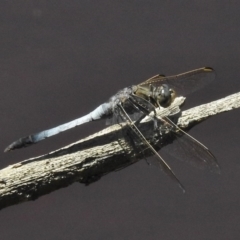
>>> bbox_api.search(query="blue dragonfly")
[5,67,219,191]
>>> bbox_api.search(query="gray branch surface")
[0,92,240,210]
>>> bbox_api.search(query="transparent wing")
[161,121,220,173]
[106,112,143,125]
[141,74,165,84]
[116,102,185,192]
[138,67,215,96]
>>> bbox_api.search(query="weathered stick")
[0,92,239,210]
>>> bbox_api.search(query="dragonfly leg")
[116,103,185,192]
[129,94,162,130]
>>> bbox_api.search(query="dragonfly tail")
[4,103,112,152]
[4,135,35,152]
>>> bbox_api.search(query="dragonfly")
[4,67,220,191]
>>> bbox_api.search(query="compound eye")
[162,84,171,97]
[160,88,165,96]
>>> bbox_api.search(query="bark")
[0,92,240,210]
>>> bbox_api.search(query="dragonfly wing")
[116,103,185,192]
[106,111,144,125]
[161,120,220,173]
[141,74,165,84]
[139,67,215,96]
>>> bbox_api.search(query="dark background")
[0,1,239,239]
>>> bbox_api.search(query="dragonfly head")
[155,84,176,107]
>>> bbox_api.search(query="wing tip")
[204,67,214,72]
[213,163,221,174]
[179,182,186,193]
[206,149,221,174]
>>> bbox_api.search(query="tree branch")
[0,92,240,210]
